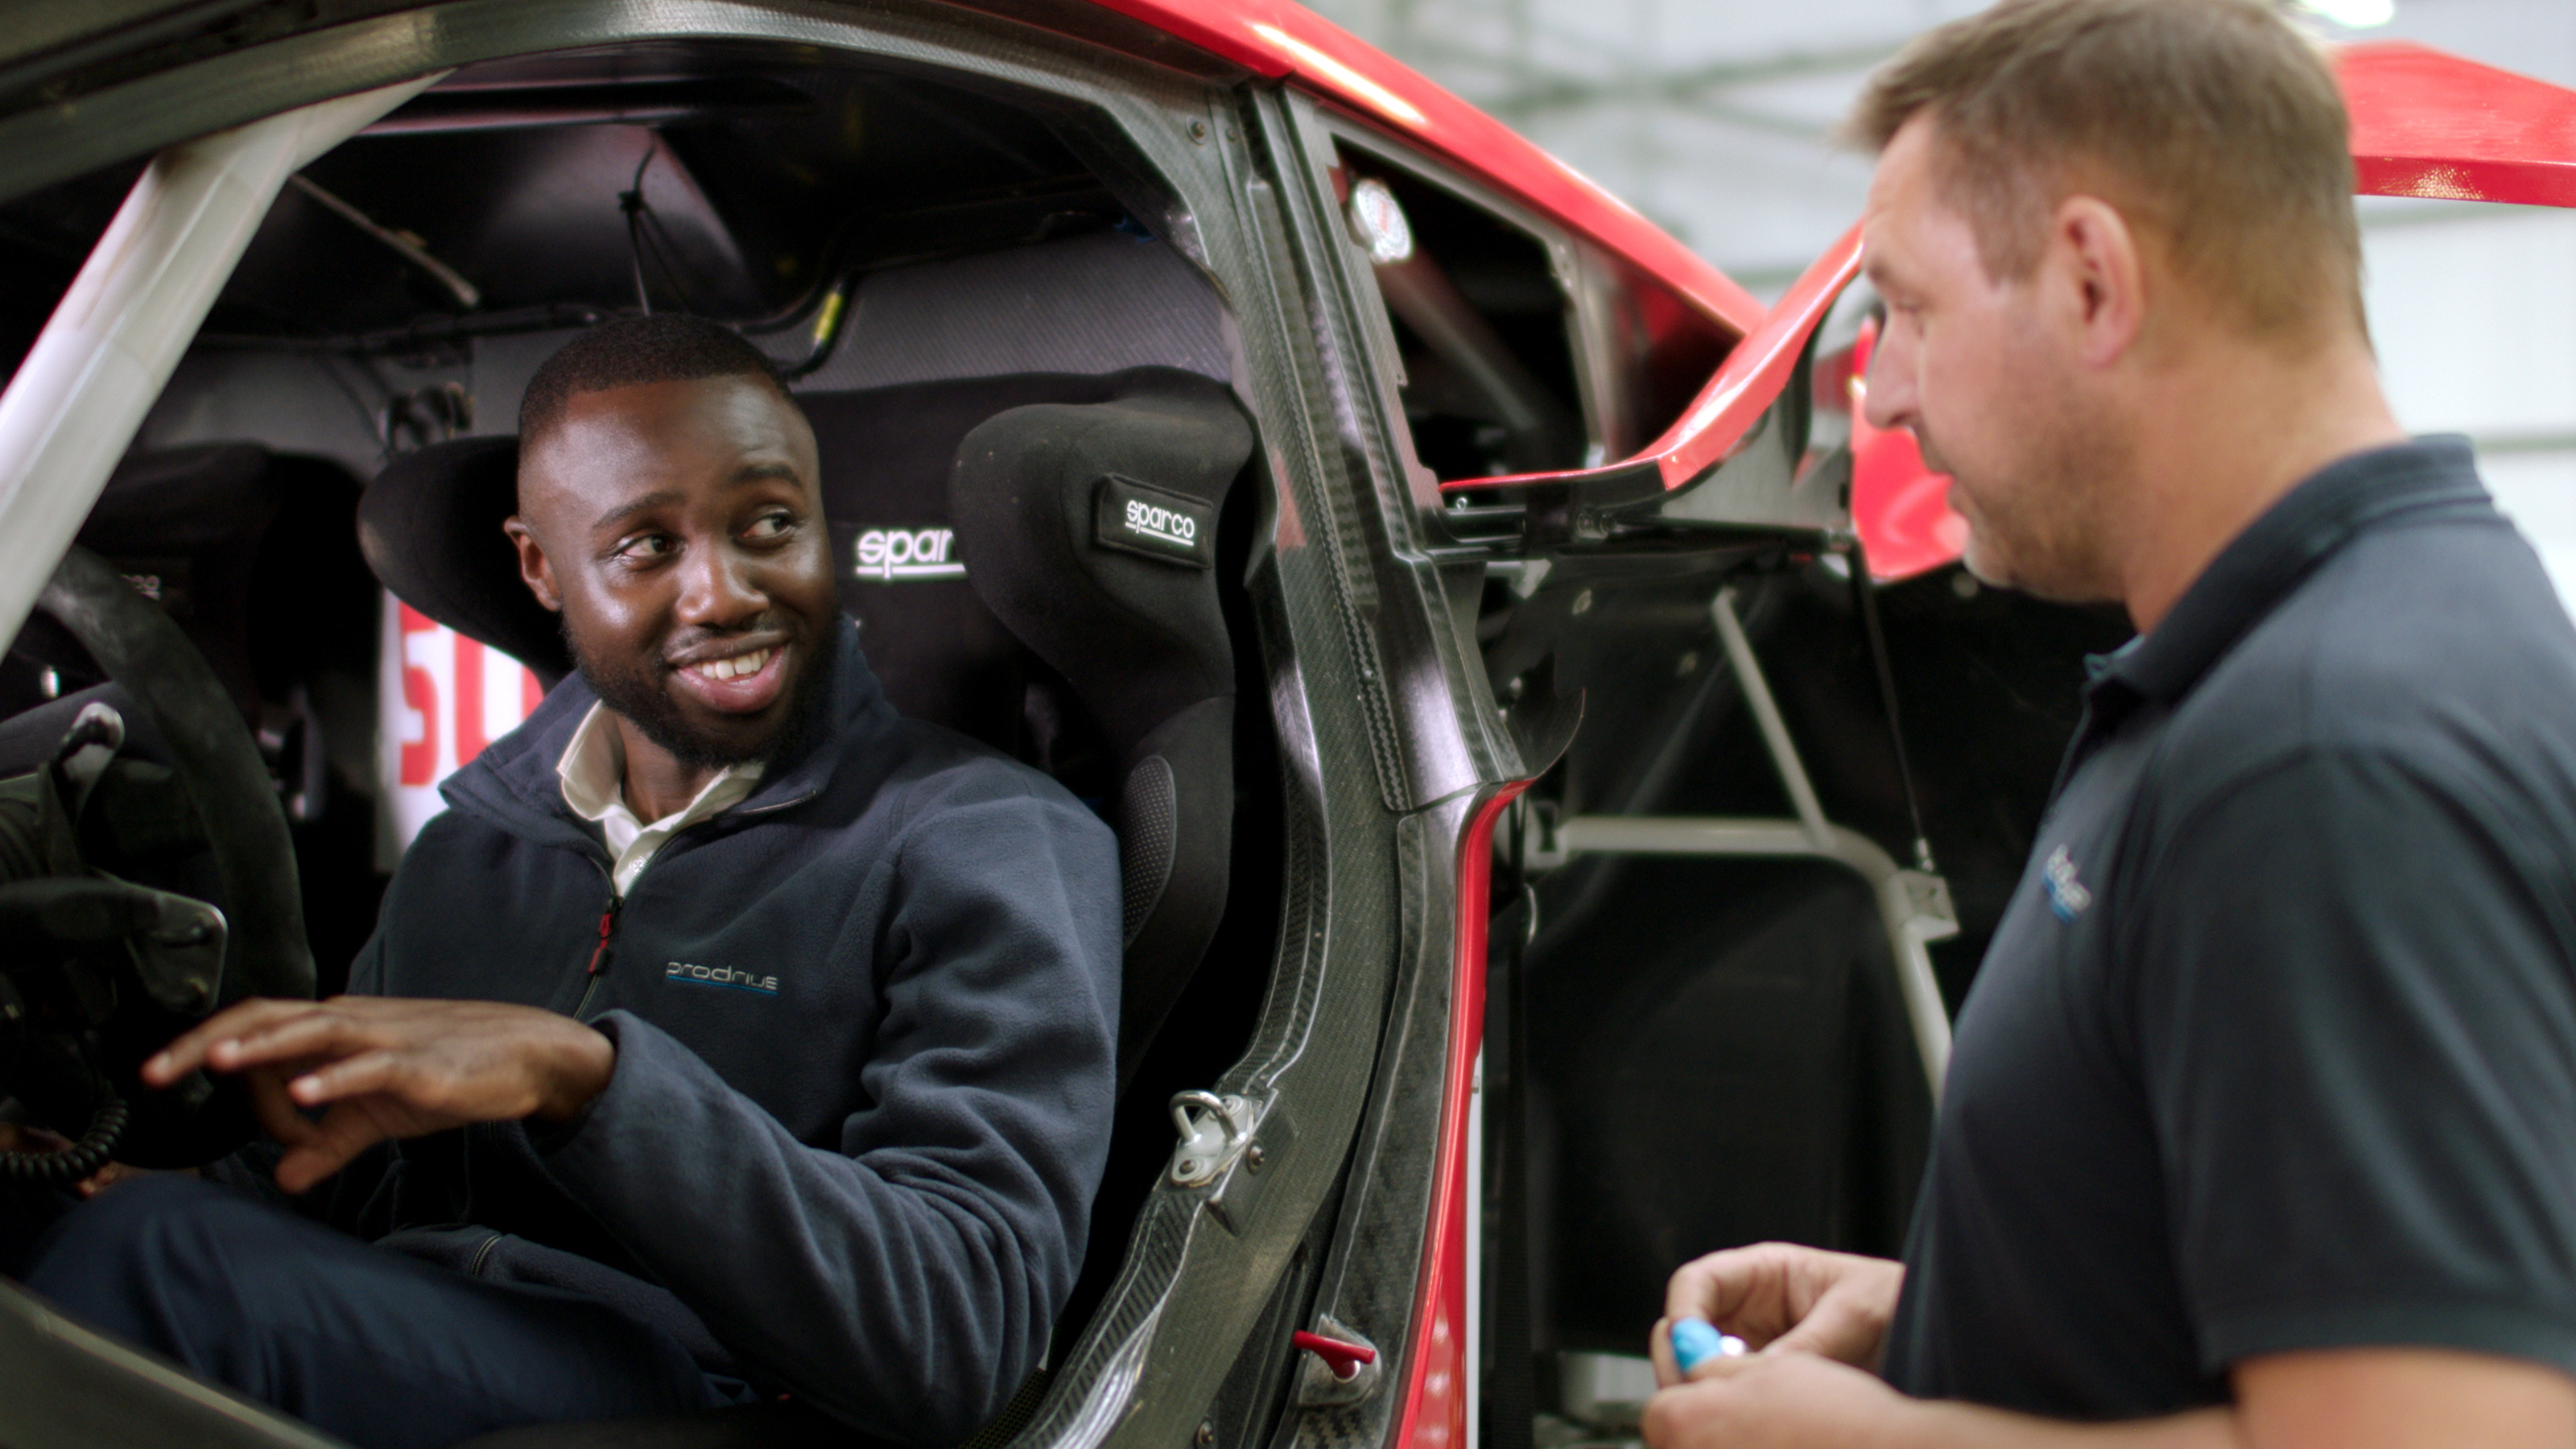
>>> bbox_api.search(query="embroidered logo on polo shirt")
[2041,844,2093,922]
[664,961,780,996]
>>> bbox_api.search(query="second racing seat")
[7,443,382,729]
[948,369,1253,1082]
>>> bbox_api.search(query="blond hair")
[1850,0,2362,341]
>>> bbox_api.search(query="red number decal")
[398,605,440,786]
[454,636,489,763]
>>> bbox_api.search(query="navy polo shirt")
[1880,437,2576,1418]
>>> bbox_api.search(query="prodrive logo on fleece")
[665,961,780,996]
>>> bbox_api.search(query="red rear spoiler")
[2341,42,2576,206]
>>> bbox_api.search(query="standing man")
[1647,2,2576,1446]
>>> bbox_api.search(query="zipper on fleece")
[573,892,619,1020]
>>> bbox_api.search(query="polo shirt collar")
[555,700,763,832]
[555,702,630,824]
[2095,436,2490,708]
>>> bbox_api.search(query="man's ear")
[502,515,564,613]
[2048,195,2147,371]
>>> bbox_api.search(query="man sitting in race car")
[3,315,1123,1449]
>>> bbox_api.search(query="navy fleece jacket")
[328,617,1119,1443]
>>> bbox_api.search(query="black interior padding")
[1525,856,1930,1352]
[2,444,331,725]
[359,436,573,686]
[1119,754,1175,945]
[950,370,1253,1080]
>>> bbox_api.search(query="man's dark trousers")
[6,1174,745,1449]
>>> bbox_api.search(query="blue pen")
[1670,1317,1748,1373]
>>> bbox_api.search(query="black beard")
[568,623,835,773]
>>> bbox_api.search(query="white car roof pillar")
[0,72,446,647]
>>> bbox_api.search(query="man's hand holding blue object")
[1646,1245,1927,1449]
[1642,1243,2238,1449]
[144,996,616,1194]
[1650,1241,1904,1385]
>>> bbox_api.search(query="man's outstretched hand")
[143,997,616,1194]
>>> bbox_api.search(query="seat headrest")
[358,436,572,686]
[949,370,1251,760]
[803,373,1155,753]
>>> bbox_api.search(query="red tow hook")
[1292,1330,1377,1381]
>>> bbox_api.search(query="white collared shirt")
[557,703,763,897]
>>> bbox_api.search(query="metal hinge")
[1168,1090,1258,1187]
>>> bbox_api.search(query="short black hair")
[518,314,792,447]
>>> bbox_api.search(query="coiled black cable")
[1,1092,127,1184]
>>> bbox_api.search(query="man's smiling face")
[508,373,837,769]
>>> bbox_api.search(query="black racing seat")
[799,369,1204,762]
[947,369,1250,1077]
[357,365,1253,1084]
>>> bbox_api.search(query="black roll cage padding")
[36,544,315,1005]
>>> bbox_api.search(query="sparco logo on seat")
[1093,474,1216,568]
[852,526,966,582]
